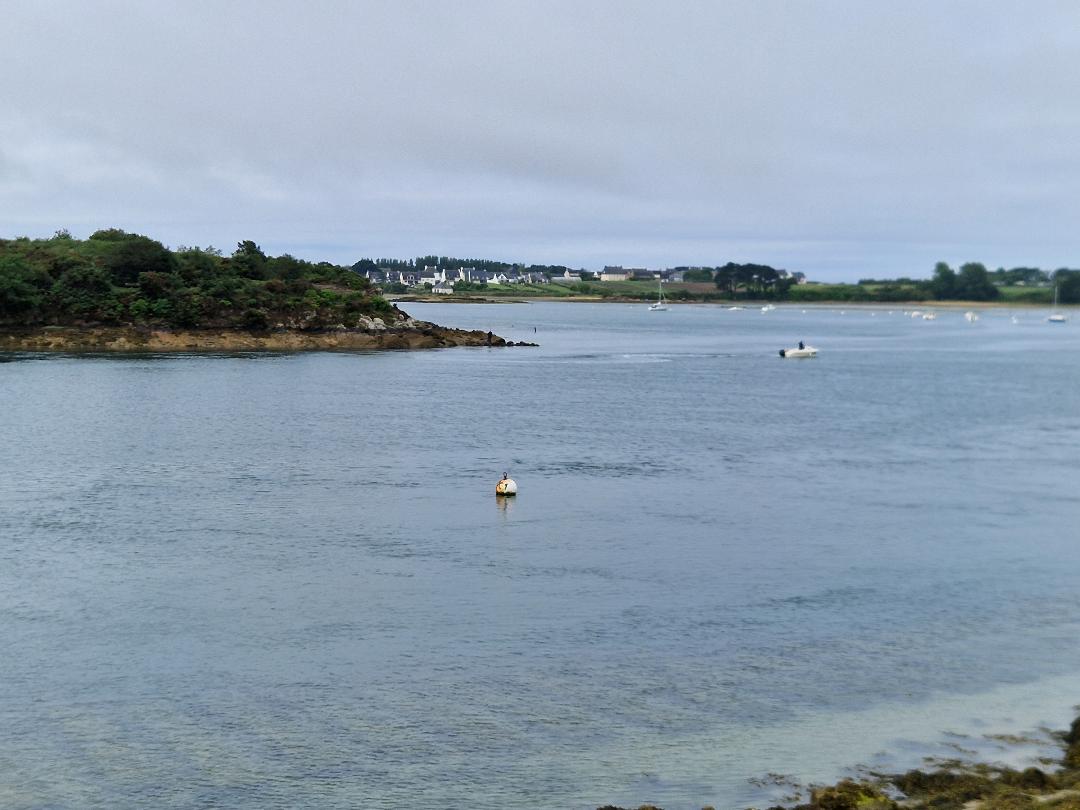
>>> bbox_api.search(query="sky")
[3,1,1079,281]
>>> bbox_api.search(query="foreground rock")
[0,321,519,352]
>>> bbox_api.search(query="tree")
[955,262,998,301]
[231,240,268,279]
[107,236,177,285]
[929,262,957,299]
[714,265,736,296]
[175,247,221,285]
[266,253,308,281]
[1053,269,1080,303]
[991,266,1048,286]
[89,227,138,242]
[137,271,177,300]
[0,257,48,319]
[714,262,782,297]
[51,264,116,318]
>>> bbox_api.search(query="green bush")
[242,307,270,330]
[0,256,49,319]
[51,265,117,319]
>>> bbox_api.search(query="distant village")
[352,262,807,294]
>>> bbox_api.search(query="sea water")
[1,302,1079,809]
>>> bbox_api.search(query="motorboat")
[779,345,817,358]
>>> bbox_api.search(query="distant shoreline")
[393,294,1066,309]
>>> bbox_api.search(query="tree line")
[724,261,1080,303]
[853,262,1080,303]
[352,255,579,277]
[12,232,1071,320]
[0,229,394,329]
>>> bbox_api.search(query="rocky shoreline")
[0,321,534,352]
[601,711,1080,810]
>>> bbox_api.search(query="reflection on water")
[2,302,1080,809]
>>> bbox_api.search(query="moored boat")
[779,345,817,358]
[647,280,668,311]
[1048,285,1067,322]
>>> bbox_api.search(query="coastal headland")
[0,231,530,351]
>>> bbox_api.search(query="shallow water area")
[2,302,1079,809]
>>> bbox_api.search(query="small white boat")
[964,311,979,322]
[779,345,817,358]
[1048,285,1067,322]
[647,280,668,311]
[922,312,937,320]
[761,303,776,313]
[727,306,745,311]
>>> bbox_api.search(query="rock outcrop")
[0,322,513,352]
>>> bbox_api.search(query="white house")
[418,266,445,286]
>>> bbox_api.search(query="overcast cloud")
[3,0,1079,280]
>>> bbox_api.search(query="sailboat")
[648,280,669,311]
[1048,285,1067,323]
